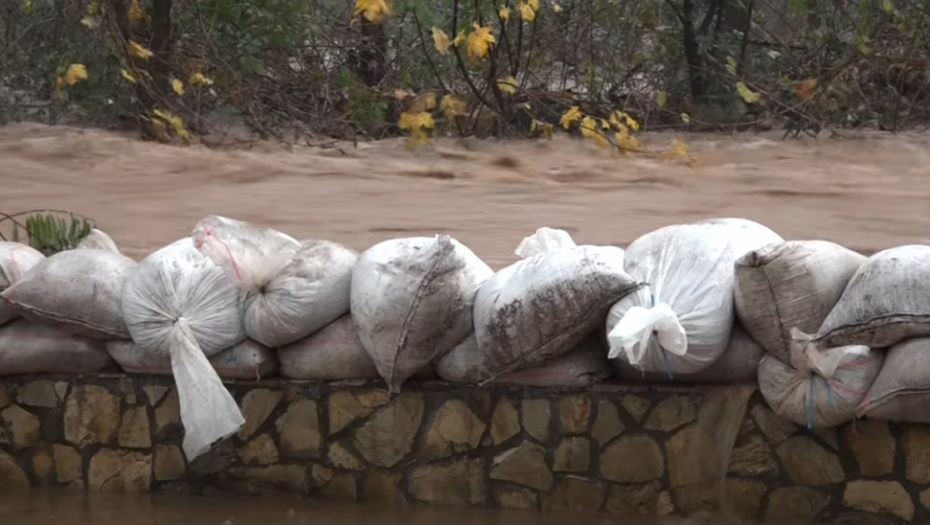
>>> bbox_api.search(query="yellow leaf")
[767,50,781,59]
[465,23,496,63]
[353,0,393,23]
[499,6,511,19]
[152,109,191,141]
[655,138,695,165]
[63,64,88,85]
[792,78,817,101]
[883,0,893,14]
[171,78,185,95]
[189,72,214,86]
[128,0,144,20]
[398,111,435,148]
[120,69,137,83]
[579,116,606,147]
[209,88,218,97]
[681,113,691,123]
[518,1,536,20]
[452,30,466,47]
[528,0,539,8]
[559,105,581,129]
[80,16,101,28]
[615,127,644,152]
[735,81,761,104]
[552,3,562,12]
[540,121,554,140]
[600,119,610,129]
[128,40,153,59]
[53,76,64,100]
[87,1,100,14]
[655,90,667,107]
[408,92,437,113]
[726,56,737,75]
[497,75,518,94]
[432,27,451,54]
[21,0,33,12]
[440,94,466,121]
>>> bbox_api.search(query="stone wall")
[0,374,923,522]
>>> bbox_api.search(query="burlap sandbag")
[858,337,930,422]
[734,240,866,363]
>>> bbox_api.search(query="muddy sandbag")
[613,323,765,384]
[77,229,120,253]
[121,237,246,460]
[106,339,277,379]
[0,319,112,374]
[735,240,866,363]
[476,229,637,382]
[193,215,357,348]
[2,248,136,339]
[813,245,930,349]
[0,242,46,327]
[759,328,883,428]
[858,337,930,422]
[606,218,783,376]
[437,332,612,387]
[351,235,492,393]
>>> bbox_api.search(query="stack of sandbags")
[611,323,764,384]
[351,235,492,393]
[192,215,358,348]
[0,245,133,375]
[756,244,930,427]
[606,218,783,376]
[474,227,638,383]
[121,237,246,460]
[436,332,612,387]
[106,339,277,380]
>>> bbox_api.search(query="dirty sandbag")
[437,331,612,387]
[514,227,577,258]
[606,218,783,376]
[612,322,765,384]
[106,339,278,379]
[279,315,439,381]
[857,337,930,423]
[734,240,866,363]
[77,229,120,253]
[814,245,930,349]
[2,248,136,339]
[351,235,492,393]
[0,319,113,374]
[0,242,46,327]
[121,237,246,460]
[758,328,882,428]
[476,232,635,382]
[193,215,358,348]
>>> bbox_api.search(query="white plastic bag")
[192,215,357,348]
[0,242,46,327]
[0,319,113,374]
[106,338,277,379]
[351,235,492,393]
[734,240,866,363]
[815,245,930,349]
[77,229,120,253]
[758,328,882,428]
[606,218,783,375]
[476,229,637,382]
[2,248,137,339]
[121,237,246,460]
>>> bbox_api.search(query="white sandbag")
[606,218,783,375]
[77,229,120,253]
[0,242,46,327]
[121,237,245,460]
[612,323,765,384]
[192,215,357,348]
[437,332,611,387]
[1,249,136,339]
[351,235,492,393]
[814,245,930,349]
[106,339,278,379]
[476,231,636,382]
[0,319,113,374]
[734,240,866,363]
[759,328,883,428]
[858,337,930,422]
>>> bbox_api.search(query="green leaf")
[736,82,762,104]
[655,90,667,108]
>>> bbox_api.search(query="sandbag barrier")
[0,217,927,460]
